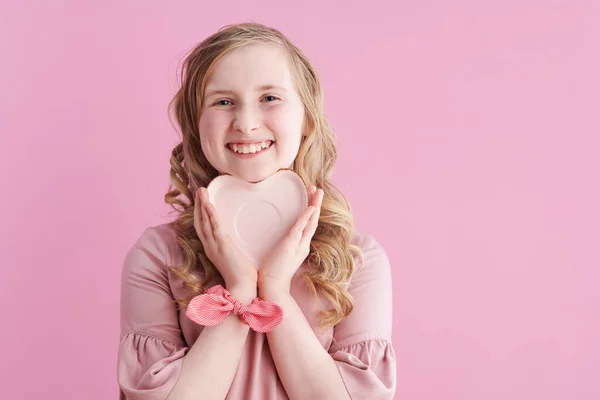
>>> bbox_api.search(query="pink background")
[1,1,598,399]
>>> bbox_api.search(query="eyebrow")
[204,85,288,98]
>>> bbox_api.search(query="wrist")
[258,278,290,299]
[226,284,258,304]
[258,272,290,288]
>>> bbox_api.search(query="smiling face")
[198,43,305,183]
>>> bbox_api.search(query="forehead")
[205,44,295,91]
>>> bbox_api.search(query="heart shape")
[206,169,309,269]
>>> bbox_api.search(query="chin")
[229,168,277,183]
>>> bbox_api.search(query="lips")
[226,139,274,146]
[227,140,274,155]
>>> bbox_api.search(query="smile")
[226,140,274,156]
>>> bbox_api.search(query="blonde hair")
[164,22,363,330]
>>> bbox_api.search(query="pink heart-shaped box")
[206,169,309,268]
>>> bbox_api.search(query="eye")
[262,95,279,102]
[214,99,233,106]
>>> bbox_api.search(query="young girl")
[117,23,396,400]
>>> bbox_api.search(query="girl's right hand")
[194,187,258,292]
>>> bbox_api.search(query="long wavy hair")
[164,22,363,330]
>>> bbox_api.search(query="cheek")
[267,105,304,140]
[199,112,229,144]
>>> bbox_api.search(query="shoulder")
[136,221,178,248]
[350,230,391,270]
[348,229,392,285]
[135,221,178,255]
[122,221,180,277]
[331,229,394,343]
[351,230,388,257]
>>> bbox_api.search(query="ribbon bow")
[185,285,283,333]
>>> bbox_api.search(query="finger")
[290,206,315,241]
[308,189,323,226]
[311,186,321,207]
[201,201,215,242]
[202,188,225,242]
[194,189,205,241]
[301,189,323,244]
[316,188,324,209]
[200,187,211,205]
[309,185,316,202]
[198,187,216,241]
[204,203,223,241]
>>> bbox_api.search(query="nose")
[232,104,261,134]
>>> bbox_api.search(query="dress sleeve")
[328,233,397,400]
[117,227,189,400]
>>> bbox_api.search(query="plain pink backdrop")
[1,1,598,399]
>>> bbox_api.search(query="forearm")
[259,285,350,400]
[166,286,256,400]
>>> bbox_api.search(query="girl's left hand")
[258,185,324,293]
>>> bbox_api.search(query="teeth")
[230,141,272,154]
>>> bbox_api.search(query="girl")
[117,23,396,400]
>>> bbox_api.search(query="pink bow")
[186,285,283,333]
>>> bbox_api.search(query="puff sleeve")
[328,233,397,400]
[117,227,189,400]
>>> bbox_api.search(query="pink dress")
[117,222,396,399]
